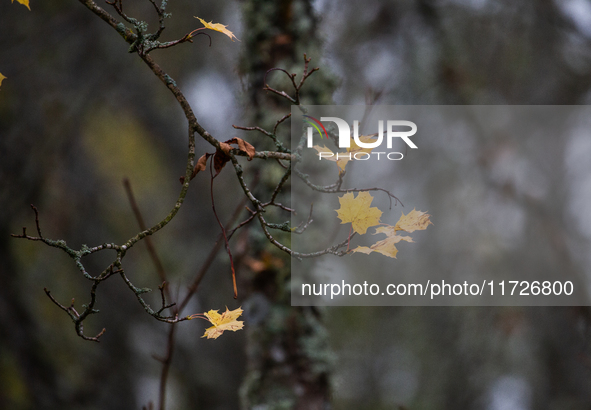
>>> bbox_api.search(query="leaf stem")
[347,224,352,252]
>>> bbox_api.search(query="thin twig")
[293,204,314,234]
[158,323,176,410]
[210,161,238,299]
[179,189,253,312]
[123,178,175,312]
[293,167,403,207]
[44,288,106,342]
[273,113,291,135]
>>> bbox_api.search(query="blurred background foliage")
[2,0,591,409]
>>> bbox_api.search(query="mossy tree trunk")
[238,1,336,409]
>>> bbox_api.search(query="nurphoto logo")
[305,115,418,162]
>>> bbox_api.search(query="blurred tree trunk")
[0,206,62,409]
[238,1,335,409]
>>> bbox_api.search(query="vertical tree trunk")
[238,1,336,409]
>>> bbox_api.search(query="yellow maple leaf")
[194,17,240,42]
[12,0,30,10]
[336,191,382,235]
[0,73,6,88]
[394,208,433,233]
[201,307,244,339]
[353,233,413,258]
[352,210,432,258]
